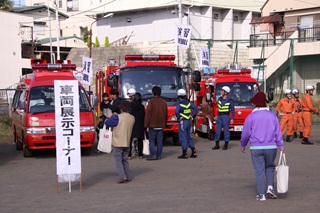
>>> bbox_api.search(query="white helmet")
[222,86,230,93]
[292,89,299,94]
[284,89,291,94]
[127,88,136,96]
[305,85,314,91]
[177,89,186,96]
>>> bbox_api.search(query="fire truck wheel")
[14,132,23,151]
[22,134,33,157]
[208,130,215,141]
[23,145,33,158]
[82,147,92,156]
[173,136,180,146]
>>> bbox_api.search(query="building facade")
[249,0,320,93]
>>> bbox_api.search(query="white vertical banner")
[82,56,92,86]
[54,80,81,184]
[200,48,210,69]
[175,24,192,48]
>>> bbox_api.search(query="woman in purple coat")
[240,92,285,201]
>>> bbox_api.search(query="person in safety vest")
[301,85,316,145]
[212,86,235,150]
[276,89,294,142]
[175,89,198,159]
[290,89,304,139]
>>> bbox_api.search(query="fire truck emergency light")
[125,54,175,61]
[31,64,77,72]
[217,69,251,75]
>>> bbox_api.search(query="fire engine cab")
[193,64,260,139]
[11,59,97,157]
[96,54,188,145]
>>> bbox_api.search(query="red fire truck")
[11,59,97,157]
[192,64,260,139]
[96,54,188,145]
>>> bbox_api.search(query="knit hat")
[119,100,131,113]
[250,92,267,107]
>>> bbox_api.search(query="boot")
[212,141,220,150]
[293,132,297,138]
[302,138,313,145]
[190,148,197,158]
[222,142,229,150]
[299,132,303,138]
[178,150,188,159]
[286,136,291,142]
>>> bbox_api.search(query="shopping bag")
[142,134,150,155]
[97,125,113,153]
[276,151,289,193]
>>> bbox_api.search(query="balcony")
[249,26,320,47]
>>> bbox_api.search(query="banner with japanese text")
[175,24,192,48]
[82,56,92,86]
[54,80,81,182]
[200,48,210,68]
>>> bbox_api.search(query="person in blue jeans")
[212,86,235,150]
[144,86,168,160]
[240,92,285,201]
[175,89,198,159]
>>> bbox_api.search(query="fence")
[0,89,15,115]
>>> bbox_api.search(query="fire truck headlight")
[80,126,95,132]
[170,115,177,121]
[26,128,47,134]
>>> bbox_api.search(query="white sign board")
[200,48,210,68]
[175,24,192,48]
[82,56,92,86]
[54,80,81,183]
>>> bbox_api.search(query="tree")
[104,36,110,47]
[95,36,100,47]
[0,0,14,11]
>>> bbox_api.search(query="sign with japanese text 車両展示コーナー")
[54,80,81,183]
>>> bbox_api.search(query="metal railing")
[249,31,295,47]
[298,26,320,42]
[249,26,320,47]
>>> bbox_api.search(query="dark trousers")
[128,138,143,157]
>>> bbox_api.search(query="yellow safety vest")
[180,103,191,119]
[218,100,230,113]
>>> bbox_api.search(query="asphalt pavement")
[1,125,320,213]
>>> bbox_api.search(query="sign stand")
[56,174,83,192]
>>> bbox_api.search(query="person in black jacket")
[128,92,146,159]
[107,89,121,114]
[100,92,111,116]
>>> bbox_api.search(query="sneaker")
[267,189,277,199]
[256,194,266,201]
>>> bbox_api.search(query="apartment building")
[249,0,320,93]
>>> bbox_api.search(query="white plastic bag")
[276,151,289,193]
[142,133,150,155]
[97,125,113,153]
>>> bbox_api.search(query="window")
[234,15,239,22]
[213,13,219,20]
[59,0,62,8]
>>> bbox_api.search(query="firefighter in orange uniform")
[290,89,304,139]
[301,85,316,145]
[276,89,294,142]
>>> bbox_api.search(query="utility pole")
[178,0,183,66]
[55,0,60,60]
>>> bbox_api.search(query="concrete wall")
[0,12,33,89]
